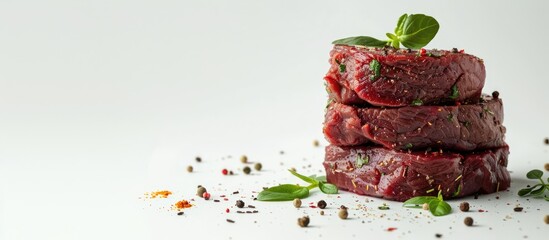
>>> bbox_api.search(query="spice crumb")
[513,207,523,212]
[313,140,320,147]
[195,156,202,162]
[435,233,442,238]
[320,210,324,216]
[226,219,235,223]
[544,138,549,145]
[177,212,184,216]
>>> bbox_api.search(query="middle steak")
[324,94,506,151]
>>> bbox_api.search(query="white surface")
[1,0,549,239]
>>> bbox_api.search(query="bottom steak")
[323,145,510,202]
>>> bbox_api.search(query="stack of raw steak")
[322,45,509,201]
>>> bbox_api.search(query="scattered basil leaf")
[404,143,414,149]
[318,182,338,194]
[257,184,309,201]
[526,169,543,179]
[403,191,452,216]
[450,84,459,99]
[332,36,388,47]
[518,169,549,200]
[428,199,452,216]
[403,196,437,207]
[518,188,532,196]
[258,170,338,201]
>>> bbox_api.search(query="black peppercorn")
[492,91,499,99]
[451,47,458,53]
[459,202,470,212]
[464,217,474,226]
[298,216,310,227]
[195,156,202,162]
[317,200,327,209]
[236,200,245,208]
[243,166,251,174]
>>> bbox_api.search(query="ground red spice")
[145,190,172,198]
[174,200,192,210]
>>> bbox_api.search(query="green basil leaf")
[544,195,549,201]
[437,190,444,201]
[355,153,369,168]
[428,199,452,216]
[369,60,381,82]
[403,196,437,207]
[318,182,338,194]
[332,36,388,47]
[411,99,423,106]
[289,170,318,185]
[398,14,439,49]
[394,14,408,36]
[526,169,543,179]
[530,185,546,195]
[518,187,533,196]
[452,184,461,197]
[257,184,309,201]
[449,84,459,99]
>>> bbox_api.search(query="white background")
[1,0,549,239]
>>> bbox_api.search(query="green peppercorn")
[240,155,248,163]
[254,162,262,171]
[338,208,348,219]
[197,186,207,197]
[293,198,302,208]
[243,166,251,174]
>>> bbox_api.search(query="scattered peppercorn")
[313,140,319,147]
[464,217,474,226]
[254,163,262,171]
[293,198,302,208]
[435,233,442,238]
[492,91,499,99]
[229,170,234,175]
[451,47,458,53]
[290,167,296,172]
[177,212,184,216]
[186,165,193,173]
[320,211,324,216]
[243,166,251,174]
[544,215,549,224]
[298,216,310,227]
[422,203,429,210]
[460,202,470,212]
[197,186,207,197]
[544,138,549,145]
[513,207,523,212]
[225,208,230,213]
[203,192,211,200]
[240,155,248,163]
[317,200,327,209]
[236,200,245,208]
[544,163,549,171]
[226,219,235,223]
[222,168,228,175]
[195,156,202,162]
[340,205,348,210]
[338,208,348,219]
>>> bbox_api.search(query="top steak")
[324,45,486,107]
